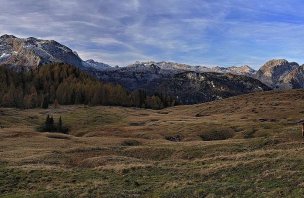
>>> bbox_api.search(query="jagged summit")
[0,34,16,39]
[263,59,292,66]
[126,61,256,76]
[0,34,110,70]
[83,59,111,70]
[0,34,84,68]
[260,59,299,72]
[234,65,255,72]
[255,59,300,88]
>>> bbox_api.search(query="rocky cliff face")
[0,34,84,68]
[281,65,304,89]
[255,59,300,88]
[254,59,304,89]
[152,72,270,104]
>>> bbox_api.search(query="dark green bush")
[200,129,234,141]
[165,135,183,142]
[121,139,141,146]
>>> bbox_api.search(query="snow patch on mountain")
[83,59,111,70]
[126,61,257,76]
[0,53,10,59]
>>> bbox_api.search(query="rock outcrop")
[255,59,299,88]
[0,34,84,68]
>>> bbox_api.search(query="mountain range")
[1,34,303,104]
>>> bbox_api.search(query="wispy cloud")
[0,0,304,68]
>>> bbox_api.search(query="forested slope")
[0,64,175,109]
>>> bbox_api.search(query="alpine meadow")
[1,1,304,198]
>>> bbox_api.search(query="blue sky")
[0,0,304,68]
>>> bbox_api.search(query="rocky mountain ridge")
[3,34,304,104]
[83,59,111,70]
[0,34,110,70]
[0,34,258,75]
[0,35,303,91]
[88,62,270,104]
[126,61,257,76]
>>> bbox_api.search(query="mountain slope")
[126,61,257,76]
[0,63,173,109]
[83,59,111,70]
[255,59,300,88]
[93,64,270,104]
[154,72,270,104]
[0,34,111,71]
[0,34,84,68]
[280,65,304,89]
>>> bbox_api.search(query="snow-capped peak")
[83,59,111,70]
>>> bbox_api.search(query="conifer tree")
[49,116,54,131]
[45,114,51,131]
[58,116,63,132]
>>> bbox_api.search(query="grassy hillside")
[1,89,304,197]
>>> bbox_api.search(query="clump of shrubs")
[200,129,234,141]
[165,134,183,142]
[38,115,69,134]
[121,139,141,146]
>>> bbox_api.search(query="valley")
[1,89,304,197]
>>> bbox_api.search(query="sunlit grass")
[1,89,304,197]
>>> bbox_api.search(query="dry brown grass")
[1,89,304,197]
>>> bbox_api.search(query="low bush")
[121,139,141,146]
[165,135,183,142]
[200,129,234,141]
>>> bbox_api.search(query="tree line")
[0,63,176,109]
